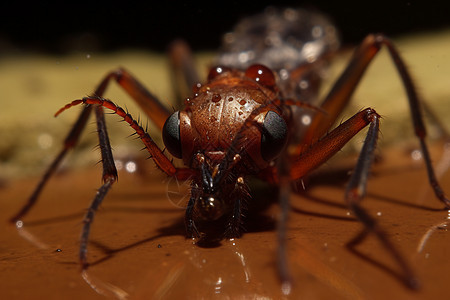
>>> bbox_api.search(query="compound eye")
[207,66,231,81]
[261,111,288,161]
[245,64,276,88]
[162,111,182,158]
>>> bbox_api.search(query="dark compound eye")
[245,64,276,88]
[261,111,288,161]
[162,111,182,158]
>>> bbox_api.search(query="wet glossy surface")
[1,143,449,299]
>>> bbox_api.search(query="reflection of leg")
[417,219,450,254]
[165,175,192,209]
[226,177,249,238]
[344,109,418,289]
[225,198,242,239]
[289,108,418,289]
[185,195,200,239]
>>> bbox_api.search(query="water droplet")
[125,161,137,173]
[193,82,202,93]
[211,94,221,103]
[37,133,53,149]
[299,80,309,89]
[301,114,311,126]
[411,149,422,161]
[16,220,23,228]
[279,69,289,80]
[281,281,292,295]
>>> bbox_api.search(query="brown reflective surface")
[1,142,449,299]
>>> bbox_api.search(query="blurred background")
[1,0,450,53]
[1,0,450,181]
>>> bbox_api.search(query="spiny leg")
[94,68,172,129]
[225,177,249,238]
[298,34,449,207]
[55,97,187,268]
[185,182,201,239]
[11,68,172,223]
[79,106,117,268]
[56,97,187,177]
[29,95,187,271]
[225,197,243,238]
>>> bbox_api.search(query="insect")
[10,7,449,294]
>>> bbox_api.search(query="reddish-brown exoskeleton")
[11,7,449,293]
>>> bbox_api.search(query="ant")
[10,7,449,294]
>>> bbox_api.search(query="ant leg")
[184,191,201,238]
[80,106,117,268]
[80,178,114,268]
[345,116,419,289]
[302,34,417,140]
[56,97,184,177]
[9,105,93,223]
[271,104,368,292]
[301,34,449,208]
[169,40,200,103]
[93,68,172,130]
[225,177,248,238]
[56,97,191,268]
[288,109,379,180]
[288,108,418,288]
[11,68,174,222]
[225,197,243,238]
[347,110,418,288]
[261,109,380,290]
